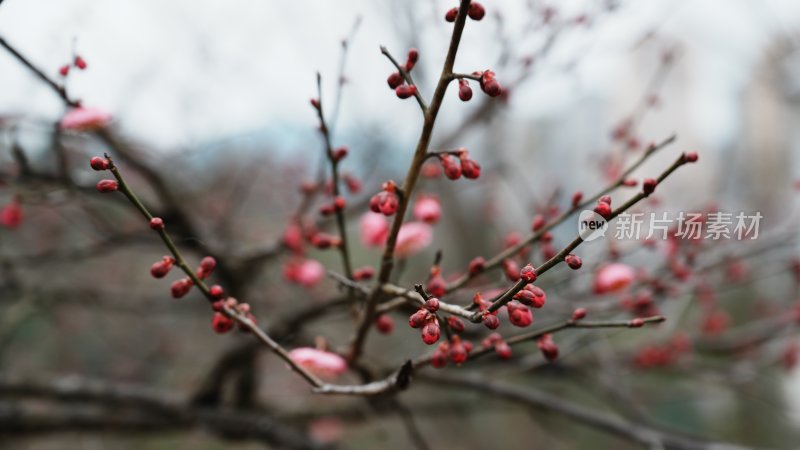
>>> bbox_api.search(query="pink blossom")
[283,259,325,287]
[0,199,22,229]
[59,107,112,131]
[288,347,347,378]
[413,195,442,224]
[282,222,304,253]
[395,222,433,258]
[308,417,344,444]
[359,212,389,247]
[593,263,636,294]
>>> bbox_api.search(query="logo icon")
[578,210,608,241]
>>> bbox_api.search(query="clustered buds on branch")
[386,48,421,99]
[369,180,399,216]
[445,2,485,23]
[477,70,502,97]
[58,53,88,77]
[48,0,705,403]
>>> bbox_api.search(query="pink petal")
[59,107,112,131]
[288,347,348,378]
[593,263,635,294]
[413,195,442,224]
[283,259,325,288]
[395,222,433,258]
[359,212,389,247]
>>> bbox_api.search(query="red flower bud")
[431,346,449,368]
[1,198,23,229]
[520,264,537,282]
[395,84,417,99]
[448,338,468,364]
[171,278,193,298]
[59,64,70,76]
[343,173,362,193]
[353,266,375,280]
[468,2,486,20]
[425,297,440,312]
[150,256,175,278]
[538,335,559,361]
[458,79,473,101]
[532,214,546,232]
[444,7,458,22]
[642,178,657,196]
[422,321,441,345]
[375,314,394,334]
[565,254,583,270]
[571,191,583,208]
[572,308,587,321]
[212,312,235,334]
[90,156,109,171]
[209,285,225,299]
[96,179,118,193]
[507,302,533,327]
[628,318,645,328]
[387,72,404,89]
[468,256,486,275]
[333,196,346,210]
[495,341,512,359]
[310,98,320,109]
[200,256,216,272]
[684,152,698,163]
[74,56,87,69]
[332,146,348,162]
[149,217,165,230]
[311,233,339,249]
[502,259,521,282]
[409,309,429,328]
[599,195,612,205]
[594,201,612,220]
[482,313,500,329]
[405,48,419,71]
[460,157,481,179]
[447,316,465,333]
[514,284,546,308]
[426,275,446,298]
[440,155,462,180]
[482,78,501,97]
[369,190,399,216]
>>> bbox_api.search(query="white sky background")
[1,0,799,151]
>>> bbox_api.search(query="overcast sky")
[1,0,799,152]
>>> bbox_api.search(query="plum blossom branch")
[313,73,354,284]
[0,35,79,107]
[474,151,693,319]
[380,45,427,111]
[101,156,327,389]
[445,133,678,293]
[318,314,665,397]
[349,0,474,362]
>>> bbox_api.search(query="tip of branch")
[395,360,414,390]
